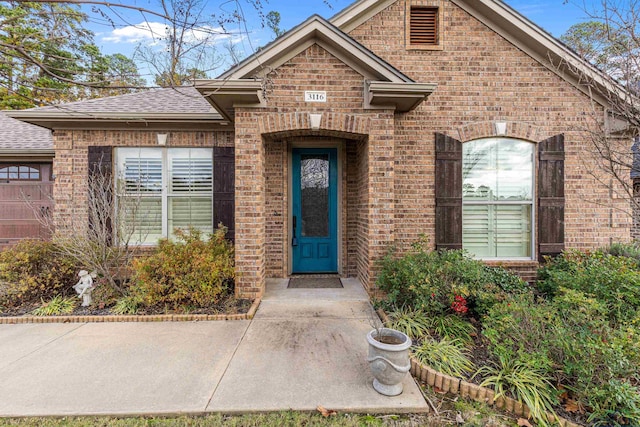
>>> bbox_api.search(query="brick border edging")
[0,298,261,324]
[410,359,577,426]
[376,309,583,427]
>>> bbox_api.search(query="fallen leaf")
[564,399,583,413]
[317,405,337,417]
[433,386,446,394]
[517,418,533,427]
[455,412,465,424]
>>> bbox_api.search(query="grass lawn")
[0,388,520,427]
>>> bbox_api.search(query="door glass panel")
[300,154,329,237]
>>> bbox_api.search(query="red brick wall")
[52,130,233,231]
[265,138,287,277]
[347,0,631,255]
[265,44,365,112]
[346,138,370,284]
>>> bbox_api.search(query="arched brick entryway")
[233,110,395,299]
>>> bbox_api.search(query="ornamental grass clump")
[475,355,558,427]
[32,295,77,316]
[425,314,476,347]
[128,226,234,311]
[384,307,431,340]
[412,337,475,378]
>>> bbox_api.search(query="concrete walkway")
[0,278,428,417]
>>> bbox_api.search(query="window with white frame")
[462,138,534,259]
[116,147,213,245]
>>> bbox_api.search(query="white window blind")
[168,149,213,238]
[462,138,534,259]
[463,205,532,258]
[116,147,213,245]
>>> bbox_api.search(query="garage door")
[0,163,53,250]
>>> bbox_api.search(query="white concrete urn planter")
[366,328,412,396]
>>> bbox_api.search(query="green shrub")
[32,295,76,316]
[481,294,558,375]
[605,241,640,263]
[586,379,640,427]
[551,289,640,421]
[129,226,234,311]
[483,286,640,426]
[0,240,77,309]
[483,265,529,293]
[377,239,529,318]
[412,337,475,378]
[538,250,640,326]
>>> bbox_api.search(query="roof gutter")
[0,148,54,158]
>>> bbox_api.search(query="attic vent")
[410,6,438,45]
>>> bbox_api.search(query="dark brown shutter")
[435,133,462,250]
[410,7,438,45]
[538,134,565,260]
[213,146,235,241]
[87,146,113,244]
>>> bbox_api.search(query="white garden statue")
[73,270,97,307]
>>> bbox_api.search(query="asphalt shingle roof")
[29,86,216,115]
[0,112,52,151]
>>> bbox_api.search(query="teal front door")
[292,148,338,273]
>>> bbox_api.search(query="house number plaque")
[304,91,327,102]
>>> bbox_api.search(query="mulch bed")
[1,298,252,317]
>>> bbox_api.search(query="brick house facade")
[9,0,634,299]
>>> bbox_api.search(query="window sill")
[482,259,539,267]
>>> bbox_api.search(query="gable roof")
[218,15,414,82]
[0,112,52,155]
[197,15,436,120]
[330,0,397,32]
[6,87,226,130]
[331,0,619,107]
